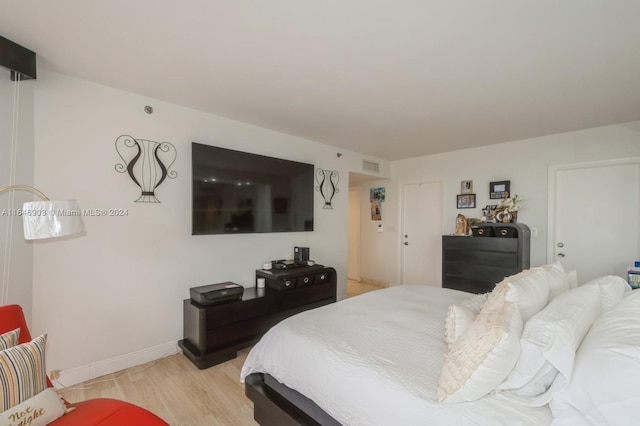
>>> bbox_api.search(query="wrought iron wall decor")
[115,135,177,203]
[315,169,339,209]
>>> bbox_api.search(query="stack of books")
[628,261,640,289]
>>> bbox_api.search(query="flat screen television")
[192,143,314,235]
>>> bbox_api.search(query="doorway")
[400,181,443,286]
[548,158,640,283]
[348,187,361,281]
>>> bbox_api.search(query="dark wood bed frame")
[245,373,341,426]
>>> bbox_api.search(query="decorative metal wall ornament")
[315,169,340,209]
[115,135,177,203]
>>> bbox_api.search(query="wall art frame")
[370,187,385,220]
[490,180,510,199]
[457,193,476,209]
[460,180,473,194]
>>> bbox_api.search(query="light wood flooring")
[58,348,255,426]
[347,279,386,297]
[57,280,384,425]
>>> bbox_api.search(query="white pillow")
[489,267,550,322]
[582,275,630,312]
[566,269,578,289]
[497,284,602,406]
[0,388,66,426]
[550,291,640,424]
[542,262,570,300]
[438,294,523,403]
[444,293,488,349]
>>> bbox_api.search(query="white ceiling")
[2,1,639,161]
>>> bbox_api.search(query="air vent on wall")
[363,160,380,173]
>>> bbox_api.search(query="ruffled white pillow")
[438,291,523,403]
[444,293,488,350]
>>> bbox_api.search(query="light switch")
[377,224,383,233]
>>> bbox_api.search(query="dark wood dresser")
[179,266,336,369]
[442,223,531,294]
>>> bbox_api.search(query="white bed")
[241,264,640,425]
[241,285,551,425]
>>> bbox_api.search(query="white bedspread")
[241,285,552,426]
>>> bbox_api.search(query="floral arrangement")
[498,194,522,213]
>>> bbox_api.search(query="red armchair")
[0,304,168,425]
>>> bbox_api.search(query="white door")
[348,187,361,281]
[549,159,640,283]
[401,181,442,286]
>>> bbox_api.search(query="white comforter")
[241,285,552,426]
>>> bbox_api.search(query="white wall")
[364,122,640,286]
[31,70,389,383]
[0,73,34,318]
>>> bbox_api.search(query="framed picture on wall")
[490,180,510,199]
[457,194,476,209]
[460,180,473,194]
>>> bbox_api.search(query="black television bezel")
[191,142,315,235]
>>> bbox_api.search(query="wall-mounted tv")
[192,143,314,235]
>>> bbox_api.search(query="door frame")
[547,156,640,264]
[397,180,444,286]
[348,187,361,281]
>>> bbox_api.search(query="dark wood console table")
[179,266,337,369]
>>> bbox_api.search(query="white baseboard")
[51,341,181,389]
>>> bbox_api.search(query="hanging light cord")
[2,74,21,305]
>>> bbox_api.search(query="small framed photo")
[482,204,498,220]
[457,194,476,209]
[460,180,473,194]
[490,180,511,199]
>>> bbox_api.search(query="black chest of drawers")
[442,223,530,294]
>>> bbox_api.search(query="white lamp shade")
[22,200,85,240]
